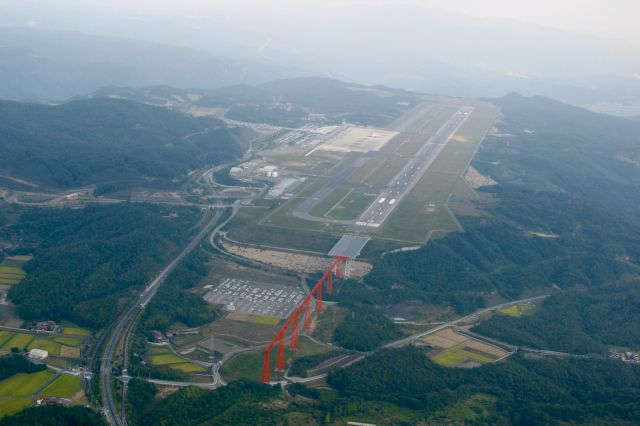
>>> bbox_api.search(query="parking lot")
[204,278,305,318]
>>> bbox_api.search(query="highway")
[284,294,551,384]
[100,209,223,426]
[355,106,473,228]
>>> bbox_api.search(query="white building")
[28,349,48,361]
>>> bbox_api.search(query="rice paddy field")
[497,303,538,317]
[0,370,55,397]
[423,328,509,368]
[0,257,28,286]
[431,345,495,367]
[0,398,35,418]
[148,345,208,374]
[0,371,82,417]
[38,374,81,398]
[1,333,33,351]
[60,321,92,336]
[0,331,84,360]
[0,266,26,285]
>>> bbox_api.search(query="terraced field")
[0,266,26,285]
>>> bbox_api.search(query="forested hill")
[88,78,422,128]
[0,98,250,189]
[199,77,422,127]
[7,204,201,327]
[480,93,640,218]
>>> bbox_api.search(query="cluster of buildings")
[608,348,640,364]
[34,320,60,333]
[150,330,168,344]
[230,163,280,178]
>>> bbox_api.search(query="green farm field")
[27,338,61,356]
[0,398,35,418]
[38,374,81,398]
[497,303,538,317]
[150,353,185,365]
[0,370,55,396]
[168,362,207,373]
[430,345,494,367]
[2,333,34,351]
[148,345,206,373]
[0,332,14,346]
[0,371,81,417]
[0,267,25,276]
[0,266,26,285]
[61,321,92,336]
[55,336,84,347]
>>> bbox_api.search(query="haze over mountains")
[1,4,640,111]
[0,28,290,101]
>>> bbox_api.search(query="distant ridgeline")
[0,98,249,190]
[359,94,640,347]
[87,77,423,128]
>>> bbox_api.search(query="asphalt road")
[100,209,222,426]
[284,294,551,384]
[355,106,474,229]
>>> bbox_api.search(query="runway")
[290,105,474,229]
[355,106,474,229]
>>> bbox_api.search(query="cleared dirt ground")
[221,240,372,278]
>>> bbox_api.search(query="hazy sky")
[74,0,639,43]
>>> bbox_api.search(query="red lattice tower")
[261,256,348,383]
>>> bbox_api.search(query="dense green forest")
[332,303,402,351]
[0,354,45,380]
[328,346,640,425]
[140,248,217,333]
[0,98,248,189]
[478,93,640,219]
[365,188,639,314]
[7,204,200,327]
[0,406,105,426]
[474,281,640,353]
[126,379,280,425]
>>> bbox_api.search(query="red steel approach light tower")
[261,235,369,384]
